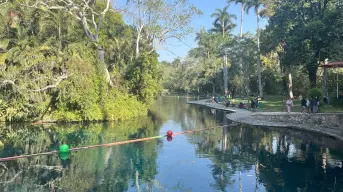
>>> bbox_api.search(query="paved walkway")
[187,99,343,142]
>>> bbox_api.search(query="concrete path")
[186,99,250,114]
[187,99,343,142]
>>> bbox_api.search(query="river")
[0,96,343,192]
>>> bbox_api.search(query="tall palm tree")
[211,7,236,94]
[246,0,264,97]
[210,5,237,38]
[227,0,249,37]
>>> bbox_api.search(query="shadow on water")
[0,96,342,192]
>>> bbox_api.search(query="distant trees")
[163,0,343,98]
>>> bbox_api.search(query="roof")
[320,61,343,68]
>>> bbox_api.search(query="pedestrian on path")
[301,97,307,113]
[285,97,293,113]
[310,97,319,114]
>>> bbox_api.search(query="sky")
[116,0,267,62]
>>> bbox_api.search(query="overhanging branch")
[29,75,68,92]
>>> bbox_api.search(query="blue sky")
[116,0,267,62]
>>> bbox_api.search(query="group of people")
[285,96,320,113]
[301,97,320,113]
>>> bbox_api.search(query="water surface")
[0,96,343,192]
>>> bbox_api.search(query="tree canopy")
[163,0,343,99]
[1,0,195,122]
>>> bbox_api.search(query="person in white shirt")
[285,97,293,113]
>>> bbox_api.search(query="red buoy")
[166,130,173,137]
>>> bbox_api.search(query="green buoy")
[59,144,69,153]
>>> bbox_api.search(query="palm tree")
[227,0,249,37]
[210,5,237,38]
[211,7,236,95]
[246,0,264,97]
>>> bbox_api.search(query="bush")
[329,93,343,108]
[307,88,323,99]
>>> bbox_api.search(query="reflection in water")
[0,96,343,192]
[59,152,71,169]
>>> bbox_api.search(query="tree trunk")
[308,65,317,88]
[240,3,244,38]
[222,22,225,38]
[323,60,328,97]
[288,73,293,98]
[58,24,62,51]
[222,126,228,151]
[136,170,141,192]
[256,10,262,97]
[136,25,143,59]
[212,79,215,95]
[98,45,113,87]
[223,55,228,95]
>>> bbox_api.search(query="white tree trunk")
[98,45,113,87]
[288,73,293,98]
[136,25,143,59]
[323,59,328,97]
[257,10,262,97]
[240,3,244,38]
[222,126,228,151]
[223,55,228,95]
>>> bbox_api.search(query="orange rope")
[0,124,235,162]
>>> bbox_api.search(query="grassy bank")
[225,95,342,113]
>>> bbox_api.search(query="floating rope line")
[0,124,236,162]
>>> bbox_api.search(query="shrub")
[307,88,323,100]
[329,93,343,108]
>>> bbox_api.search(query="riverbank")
[187,99,343,141]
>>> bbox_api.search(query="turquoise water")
[0,96,343,192]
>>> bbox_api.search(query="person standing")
[311,97,318,114]
[285,97,293,113]
[306,98,312,113]
[301,97,307,113]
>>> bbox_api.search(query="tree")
[0,1,155,122]
[125,0,202,58]
[20,0,115,86]
[210,6,236,95]
[246,0,265,96]
[262,0,343,88]
[227,0,249,37]
[194,30,223,94]
[224,34,257,95]
[210,5,237,38]
[126,52,162,104]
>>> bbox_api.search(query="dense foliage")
[329,93,343,109]
[0,1,167,122]
[307,88,323,100]
[162,0,343,101]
